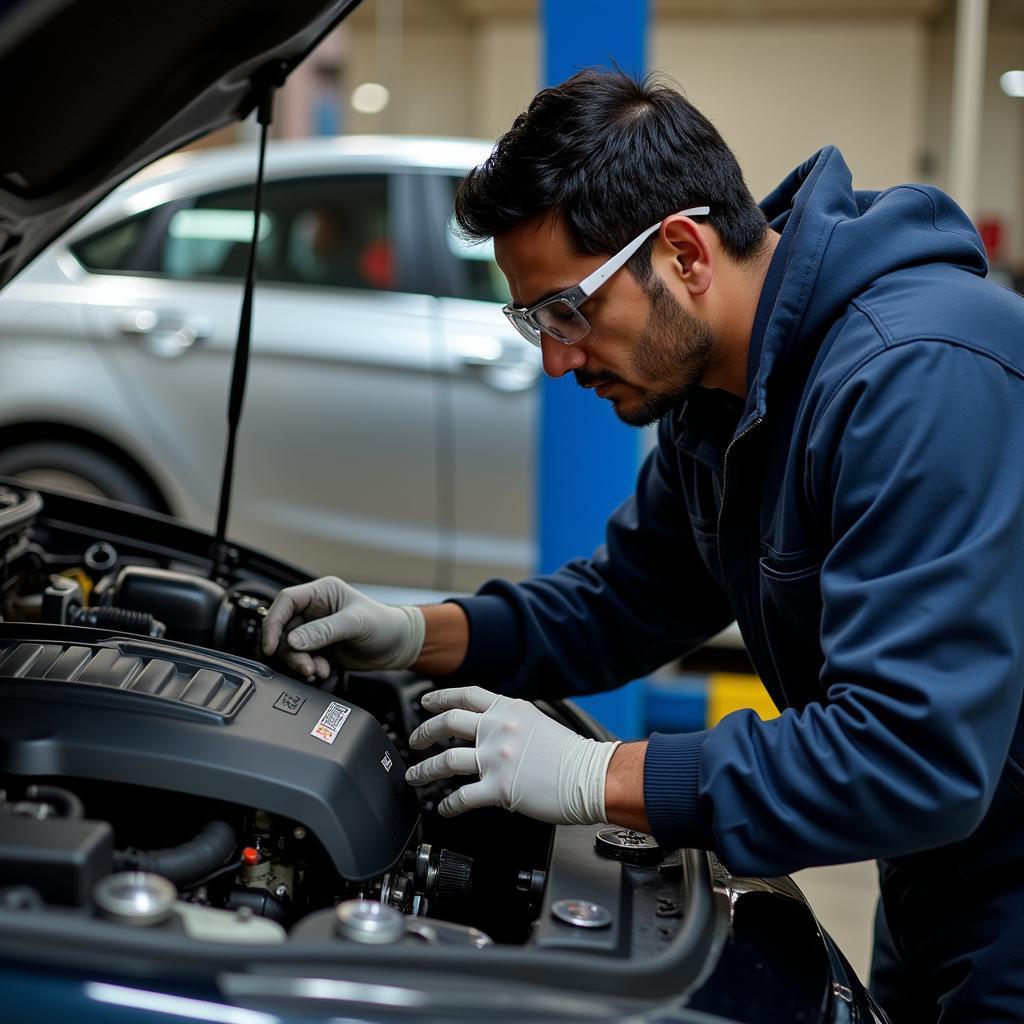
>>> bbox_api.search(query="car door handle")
[452,335,540,393]
[116,308,211,358]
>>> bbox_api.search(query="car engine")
[0,482,555,948]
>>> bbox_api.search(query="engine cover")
[0,623,419,880]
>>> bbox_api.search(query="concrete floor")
[792,861,879,984]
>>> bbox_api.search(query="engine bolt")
[274,884,289,899]
[292,827,306,840]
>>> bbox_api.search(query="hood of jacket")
[744,145,988,423]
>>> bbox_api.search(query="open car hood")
[0,0,363,290]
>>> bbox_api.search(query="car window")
[71,209,163,272]
[72,174,395,291]
[163,205,275,279]
[442,176,510,304]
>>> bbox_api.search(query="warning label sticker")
[310,701,352,744]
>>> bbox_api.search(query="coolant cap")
[335,899,406,945]
[93,872,177,926]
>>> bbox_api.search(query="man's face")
[495,214,718,427]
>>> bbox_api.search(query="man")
[263,70,1024,1021]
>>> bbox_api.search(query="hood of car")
[0,0,363,290]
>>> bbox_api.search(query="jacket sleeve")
[644,340,1024,876]
[447,416,735,699]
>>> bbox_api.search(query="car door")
[75,170,442,589]
[418,172,541,593]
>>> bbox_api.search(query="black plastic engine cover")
[0,623,419,881]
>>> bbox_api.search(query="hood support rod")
[210,79,279,581]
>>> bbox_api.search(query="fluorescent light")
[1000,70,1024,98]
[351,82,390,115]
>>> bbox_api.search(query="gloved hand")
[405,685,620,823]
[261,576,425,680]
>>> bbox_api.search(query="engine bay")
[0,481,704,973]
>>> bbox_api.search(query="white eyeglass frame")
[501,206,710,347]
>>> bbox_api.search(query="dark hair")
[454,68,768,283]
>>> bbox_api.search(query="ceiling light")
[351,82,390,115]
[1000,70,1024,98]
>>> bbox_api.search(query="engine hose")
[71,605,164,637]
[24,784,84,820]
[114,820,237,886]
[226,888,290,926]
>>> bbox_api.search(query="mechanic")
[263,70,1024,1022]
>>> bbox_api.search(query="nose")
[540,334,588,378]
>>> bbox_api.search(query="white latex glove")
[405,685,620,824]
[262,576,425,680]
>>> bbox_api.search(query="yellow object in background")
[60,567,93,603]
[707,673,779,726]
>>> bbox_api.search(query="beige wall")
[472,18,539,138]
[343,16,929,189]
[650,19,928,199]
[345,24,475,136]
[342,14,537,139]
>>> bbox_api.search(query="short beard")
[575,274,715,428]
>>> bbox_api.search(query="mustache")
[574,369,625,389]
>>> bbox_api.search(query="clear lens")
[505,309,542,346]
[535,299,590,345]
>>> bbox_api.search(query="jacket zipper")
[717,417,765,532]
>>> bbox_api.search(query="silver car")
[0,136,540,593]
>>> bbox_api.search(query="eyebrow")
[512,283,577,310]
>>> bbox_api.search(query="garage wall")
[472,18,540,139]
[925,27,1024,266]
[344,16,927,187]
[344,24,475,136]
[339,11,1021,269]
[649,19,929,200]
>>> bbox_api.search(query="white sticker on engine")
[311,701,351,744]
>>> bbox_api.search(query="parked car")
[0,2,887,1021]
[0,135,540,594]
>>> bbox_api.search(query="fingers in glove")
[288,606,372,652]
[275,645,331,682]
[280,649,317,681]
[420,685,500,715]
[437,781,494,817]
[404,746,478,787]
[263,577,345,654]
[408,708,480,750]
[262,589,302,655]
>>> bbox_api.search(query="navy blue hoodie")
[451,147,1024,879]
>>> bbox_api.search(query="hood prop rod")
[210,79,279,581]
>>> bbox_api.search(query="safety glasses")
[501,206,710,347]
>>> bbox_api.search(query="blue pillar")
[539,1,648,738]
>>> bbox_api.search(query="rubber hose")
[75,605,161,636]
[114,820,237,886]
[24,784,84,820]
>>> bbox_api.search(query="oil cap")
[551,898,612,929]
[335,899,406,944]
[93,872,177,926]
[594,828,663,865]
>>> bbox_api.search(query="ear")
[658,214,713,297]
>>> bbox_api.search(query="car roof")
[62,135,494,236]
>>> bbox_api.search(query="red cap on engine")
[241,846,260,866]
